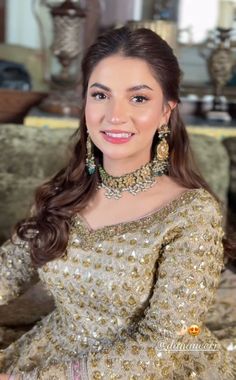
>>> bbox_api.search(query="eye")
[90,92,107,100]
[131,95,149,103]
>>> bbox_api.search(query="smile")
[101,131,135,144]
[103,131,133,138]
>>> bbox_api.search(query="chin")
[95,143,133,158]
[102,151,134,161]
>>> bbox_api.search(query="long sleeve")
[0,235,37,305]
[7,359,88,379]
[80,198,226,379]
[11,195,231,380]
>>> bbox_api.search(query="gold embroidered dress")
[0,188,236,379]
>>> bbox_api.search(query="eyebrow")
[89,82,153,92]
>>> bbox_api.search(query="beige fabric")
[0,188,236,379]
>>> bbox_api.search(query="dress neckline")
[72,188,206,236]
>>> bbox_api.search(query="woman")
[0,26,236,379]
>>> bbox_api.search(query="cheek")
[134,105,162,130]
[85,102,103,127]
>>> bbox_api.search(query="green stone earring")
[85,133,96,175]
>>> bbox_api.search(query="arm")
[82,198,225,379]
[0,235,37,305]
[10,196,226,379]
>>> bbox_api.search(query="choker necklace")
[97,156,168,199]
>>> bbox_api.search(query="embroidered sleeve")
[9,358,88,380]
[0,235,37,305]
[8,198,232,379]
[81,199,226,379]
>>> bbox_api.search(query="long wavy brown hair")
[15,26,235,267]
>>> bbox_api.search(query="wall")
[100,0,144,26]
[5,0,51,49]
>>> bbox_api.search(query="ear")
[161,100,177,125]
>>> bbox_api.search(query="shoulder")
[186,188,222,215]
[148,187,223,241]
[159,189,225,254]
[154,176,222,218]
[171,187,224,231]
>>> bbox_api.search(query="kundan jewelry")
[85,133,96,175]
[156,123,170,161]
[97,124,170,199]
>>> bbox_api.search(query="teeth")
[105,132,132,138]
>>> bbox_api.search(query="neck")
[102,151,151,177]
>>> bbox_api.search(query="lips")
[101,130,135,138]
[101,130,135,144]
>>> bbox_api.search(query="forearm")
[6,357,88,380]
[0,238,36,305]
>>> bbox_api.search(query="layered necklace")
[97,156,169,200]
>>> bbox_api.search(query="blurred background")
[0,1,236,115]
[1,0,236,90]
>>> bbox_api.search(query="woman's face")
[85,54,174,165]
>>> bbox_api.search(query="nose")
[106,99,127,125]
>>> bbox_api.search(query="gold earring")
[156,124,170,161]
[85,133,96,175]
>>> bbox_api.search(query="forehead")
[88,54,161,90]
